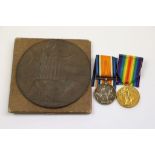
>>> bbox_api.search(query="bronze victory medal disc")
[117,86,140,108]
[16,39,90,108]
[94,82,116,105]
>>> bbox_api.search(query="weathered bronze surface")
[16,39,90,108]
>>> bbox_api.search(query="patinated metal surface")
[94,82,116,105]
[16,39,90,108]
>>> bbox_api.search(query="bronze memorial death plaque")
[9,38,91,114]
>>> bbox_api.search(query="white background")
[0,26,154,129]
[1,0,155,154]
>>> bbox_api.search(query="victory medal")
[116,54,143,108]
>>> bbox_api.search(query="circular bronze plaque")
[16,39,90,108]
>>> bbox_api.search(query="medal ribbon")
[91,55,117,89]
[117,54,143,87]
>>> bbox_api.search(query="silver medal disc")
[94,82,116,105]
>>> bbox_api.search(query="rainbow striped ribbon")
[91,55,117,89]
[117,54,143,87]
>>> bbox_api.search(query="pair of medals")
[91,54,143,108]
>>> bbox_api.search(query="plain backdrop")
[0,26,154,129]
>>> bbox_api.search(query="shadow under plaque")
[8,38,92,114]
